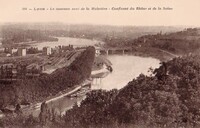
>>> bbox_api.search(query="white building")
[9,48,18,55]
[18,48,26,56]
[43,47,52,55]
[0,38,2,45]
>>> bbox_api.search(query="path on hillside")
[158,49,179,58]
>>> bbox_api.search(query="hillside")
[62,54,200,128]
[0,26,58,45]
[0,46,95,108]
[129,28,200,55]
[0,23,183,45]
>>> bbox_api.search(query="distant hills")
[1,23,199,59]
[131,28,200,55]
[0,23,185,45]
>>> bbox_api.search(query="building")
[0,47,4,52]
[17,48,26,56]
[0,63,16,80]
[95,47,101,56]
[0,38,2,45]
[26,63,44,76]
[9,48,18,55]
[43,47,52,55]
[62,44,74,51]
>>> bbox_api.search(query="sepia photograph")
[0,0,200,127]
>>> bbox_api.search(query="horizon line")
[0,22,199,28]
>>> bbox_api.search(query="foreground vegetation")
[2,53,200,128]
[62,54,200,128]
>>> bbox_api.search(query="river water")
[92,55,160,90]
[30,37,101,50]
[27,37,160,116]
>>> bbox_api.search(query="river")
[92,55,160,90]
[26,37,160,116]
[30,37,102,50]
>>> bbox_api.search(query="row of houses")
[4,48,26,56]
[0,63,45,81]
[2,44,75,57]
[43,44,74,55]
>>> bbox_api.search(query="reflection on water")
[92,55,160,90]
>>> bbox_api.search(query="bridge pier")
[93,78,102,84]
[106,50,109,55]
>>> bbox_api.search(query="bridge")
[96,47,133,55]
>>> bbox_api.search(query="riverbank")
[130,47,177,62]
[21,79,92,117]
[91,65,110,78]
[92,55,112,71]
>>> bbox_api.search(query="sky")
[0,0,200,26]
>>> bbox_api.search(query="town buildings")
[17,48,26,56]
[43,47,52,55]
